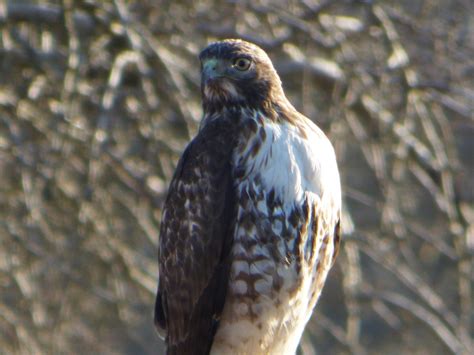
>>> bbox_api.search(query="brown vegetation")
[0,1,473,354]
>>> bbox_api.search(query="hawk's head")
[199,39,286,111]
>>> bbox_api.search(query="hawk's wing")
[332,218,341,266]
[155,118,237,355]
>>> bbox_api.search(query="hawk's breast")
[210,111,341,355]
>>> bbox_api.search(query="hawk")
[154,39,341,355]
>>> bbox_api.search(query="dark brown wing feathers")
[155,117,238,355]
[331,218,341,267]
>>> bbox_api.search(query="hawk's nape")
[155,39,341,355]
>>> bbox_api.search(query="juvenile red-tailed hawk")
[154,39,341,355]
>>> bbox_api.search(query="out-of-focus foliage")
[0,0,473,354]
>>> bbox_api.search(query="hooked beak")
[202,59,225,84]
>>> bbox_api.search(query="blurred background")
[1,0,473,354]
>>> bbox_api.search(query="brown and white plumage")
[155,39,341,355]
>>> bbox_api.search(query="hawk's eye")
[233,57,251,71]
